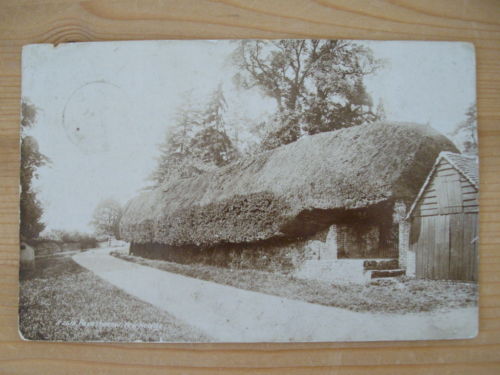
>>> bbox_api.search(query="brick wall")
[337,224,380,258]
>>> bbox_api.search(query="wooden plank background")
[1,0,499,373]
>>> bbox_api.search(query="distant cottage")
[120,122,458,283]
[401,152,479,281]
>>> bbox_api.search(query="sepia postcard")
[19,40,478,342]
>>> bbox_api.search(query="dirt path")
[73,247,477,342]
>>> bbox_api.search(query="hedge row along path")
[73,247,477,342]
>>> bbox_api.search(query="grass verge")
[112,252,477,314]
[19,254,210,342]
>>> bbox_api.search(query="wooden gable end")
[413,158,478,217]
[435,159,463,214]
[461,175,479,213]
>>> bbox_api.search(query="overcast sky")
[22,40,476,233]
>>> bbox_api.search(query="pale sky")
[22,40,476,233]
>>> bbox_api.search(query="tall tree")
[91,199,122,240]
[150,86,238,187]
[232,40,382,149]
[190,84,238,167]
[203,83,227,132]
[451,103,478,155]
[20,101,49,241]
[149,104,205,186]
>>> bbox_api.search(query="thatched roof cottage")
[121,122,457,282]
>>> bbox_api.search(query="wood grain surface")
[1,0,499,374]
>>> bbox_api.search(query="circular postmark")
[62,81,130,154]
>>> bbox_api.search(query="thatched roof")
[120,122,457,247]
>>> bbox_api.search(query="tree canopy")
[20,101,49,241]
[150,41,382,188]
[451,103,478,155]
[91,199,123,239]
[150,87,239,187]
[232,40,383,149]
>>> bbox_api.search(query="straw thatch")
[120,122,457,247]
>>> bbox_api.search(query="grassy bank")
[19,254,210,342]
[112,252,477,314]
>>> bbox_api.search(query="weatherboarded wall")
[410,157,478,281]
